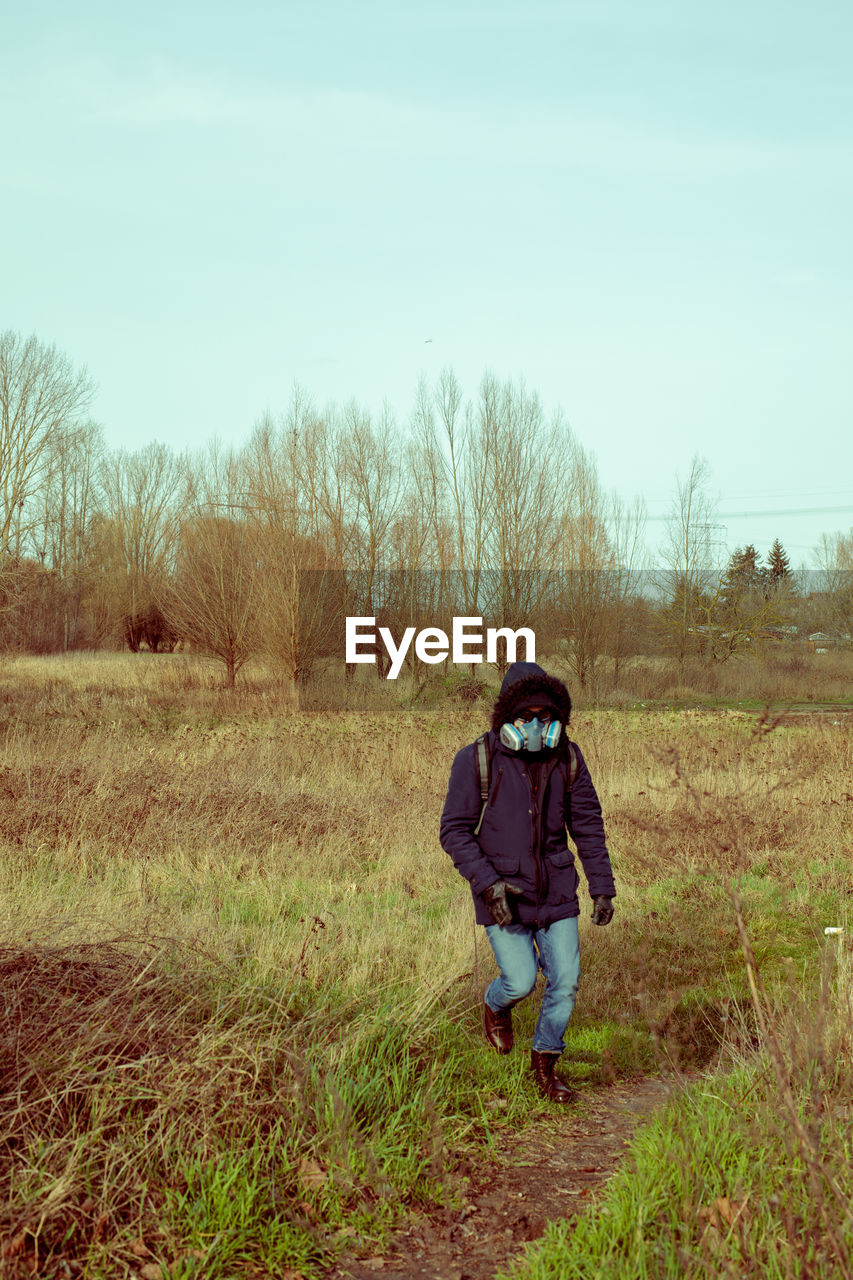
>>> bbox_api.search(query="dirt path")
[326,1074,674,1280]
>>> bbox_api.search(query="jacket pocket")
[490,854,521,876]
[544,849,578,905]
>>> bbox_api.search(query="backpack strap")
[562,741,580,832]
[473,735,577,835]
[565,741,579,790]
[473,733,490,836]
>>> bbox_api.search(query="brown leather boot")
[483,1001,513,1053]
[531,1050,577,1103]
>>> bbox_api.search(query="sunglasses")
[513,708,555,724]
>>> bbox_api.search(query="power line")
[645,504,852,522]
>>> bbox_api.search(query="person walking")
[439,661,616,1103]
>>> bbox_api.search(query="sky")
[2,0,851,567]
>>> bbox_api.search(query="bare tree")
[813,529,853,641]
[606,493,648,683]
[165,445,262,686]
[339,399,402,609]
[293,400,360,570]
[0,332,96,648]
[478,374,571,653]
[370,480,451,692]
[0,331,95,561]
[30,419,103,648]
[409,369,490,621]
[658,456,720,676]
[95,442,184,647]
[553,446,647,692]
[243,408,343,695]
[410,369,576,670]
[553,442,609,689]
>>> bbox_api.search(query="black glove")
[483,881,524,927]
[591,896,614,926]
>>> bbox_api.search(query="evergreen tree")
[766,538,793,589]
[723,544,766,606]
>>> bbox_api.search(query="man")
[439,661,616,1103]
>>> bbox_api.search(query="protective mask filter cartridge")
[500,718,562,752]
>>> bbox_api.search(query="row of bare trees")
[0,332,651,687]
[1,330,849,689]
[158,377,648,689]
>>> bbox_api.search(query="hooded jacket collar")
[491,661,572,734]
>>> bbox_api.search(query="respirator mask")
[500,709,562,753]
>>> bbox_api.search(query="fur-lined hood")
[491,661,572,732]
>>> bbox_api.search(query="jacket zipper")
[527,759,558,927]
[524,766,542,924]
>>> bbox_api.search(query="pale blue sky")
[3,0,851,562]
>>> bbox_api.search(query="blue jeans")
[484,917,580,1055]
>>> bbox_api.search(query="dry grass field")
[0,650,851,1278]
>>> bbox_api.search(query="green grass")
[162,1131,333,1277]
[503,1050,853,1279]
[2,654,851,1276]
[505,924,853,1280]
[4,855,844,1275]
[3,859,844,1276]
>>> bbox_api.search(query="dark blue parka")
[439,662,616,928]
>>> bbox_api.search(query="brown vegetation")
[0,651,850,1276]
